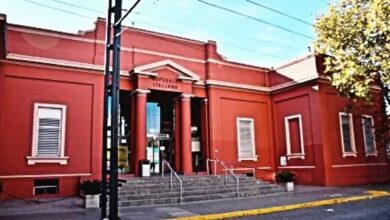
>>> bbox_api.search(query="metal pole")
[108,0,122,219]
[162,160,165,177]
[170,171,173,190]
[101,0,112,219]
[214,161,216,176]
[206,159,209,174]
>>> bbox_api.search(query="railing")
[206,159,240,197]
[224,162,256,180]
[161,160,183,203]
[207,159,256,179]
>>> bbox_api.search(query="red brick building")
[0,15,389,200]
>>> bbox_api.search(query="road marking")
[168,190,390,220]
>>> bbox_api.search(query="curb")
[169,190,390,220]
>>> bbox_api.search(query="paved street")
[236,197,390,220]
[1,184,389,220]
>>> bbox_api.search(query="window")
[284,115,305,159]
[236,118,257,161]
[27,103,68,165]
[362,115,377,156]
[33,179,59,195]
[339,113,357,157]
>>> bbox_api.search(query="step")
[119,175,254,184]
[118,185,264,201]
[118,182,273,195]
[118,187,285,207]
[118,178,259,188]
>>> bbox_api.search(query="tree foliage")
[314,0,390,109]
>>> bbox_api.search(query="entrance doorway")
[146,91,177,174]
[119,90,207,176]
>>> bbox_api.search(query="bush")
[275,171,296,183]
[80,180,101,195]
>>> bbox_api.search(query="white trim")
[121,26,206,45]
[8,26,96,43]
[26,157,69,165]
[361,115,378,157]
[7,53,102,71]
[256,167,272,170]
[206,80,270,92]
[207,58,268,72]
[130,89,151,96]
[4,54,322,94]
[28,103,68,165]
[285,154,306,160]
[236,117,258,161]
[0,173,92,179]
[129,48,206,64]
[339,112,357,158]
[278,166,316,169]
[273,52,314,70]
[270,75,318,91]
[8,25,205,46]
[180,93,194,100]
[132,59,200,81]
[5,53,129,75]
[331,163,388,168]
[284,114,305,160]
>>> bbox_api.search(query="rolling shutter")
[238,119,255,158]
[36,107,62,157]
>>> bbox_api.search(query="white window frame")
[26,103,68,165]
[361,115,378,157]
[236,117,258,161]
[284,114,305,160]
[339,112,357,158]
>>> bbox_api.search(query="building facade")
[0,15,389,200]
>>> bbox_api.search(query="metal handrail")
[225,162,256,180]
[206,159,239,197]
[220,161,239,197]
[206,159,217,176]
[207,159,256,180]
[161,160,183,203]
[226,167,256,180]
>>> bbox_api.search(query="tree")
[314,0,390,148]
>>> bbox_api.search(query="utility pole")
[102,0,141,219]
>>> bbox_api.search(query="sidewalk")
[1,184,389,220]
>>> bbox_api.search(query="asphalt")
[0,184,389,220]
[236,197,390,220]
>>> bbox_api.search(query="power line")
[50,0,102,13]
[48,0,303,52]
[246,0,314,27]
[25,0,290,61]
[137,21,286,59]
[25,0,95,19]
[197,0,314,40]
[134,12,303,52]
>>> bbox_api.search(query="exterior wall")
[0,61,103,199]
[0,15,389,200]
[272,83,326,185]
[319,84,390,186]
[208,87,275,181]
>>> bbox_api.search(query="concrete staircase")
[117,175,285,207]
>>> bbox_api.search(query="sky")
[0,0,329,68]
